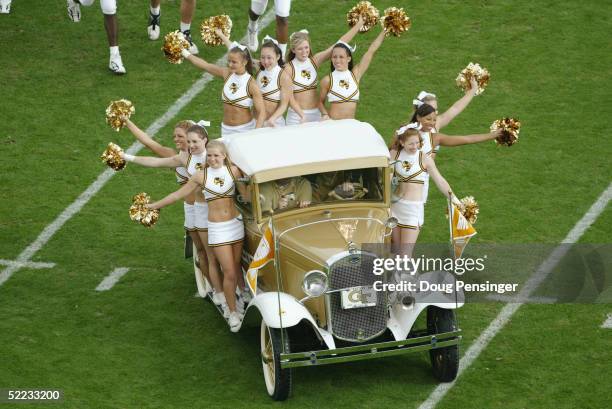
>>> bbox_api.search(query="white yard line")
[0,259,56,269]
[0,10,275,288]
[601,314,612,329]
[418,182,612,409]
[95,267,130,291]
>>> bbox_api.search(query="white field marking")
[0,10,275,288]
[486,294,557,304]
[601,314,612,329]
[418,182,612,409]
[0,259,56,269]
[95,267,130,292]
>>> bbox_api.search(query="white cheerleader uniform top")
[201,164,236,202]
[419,127,440,156]
[393,149,427,185]
[289,57,318,93]
[222,72,254,109]
[186,152,205,176]
[257,65,282,102]
[326,70,359,104]
[175,165,189,185]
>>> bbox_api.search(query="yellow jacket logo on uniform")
[229,83,238,93]
[301,70,311,80]
[339,79,349,90]
[195,163,203,171]
[214,177,225,187]
[261,76,270,87]
[401,161,411,171]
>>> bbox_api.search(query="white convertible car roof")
[222,119,390,183]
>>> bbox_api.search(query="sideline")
[95,267,130,292]
[0,10,276,287]
[417,182,612,409]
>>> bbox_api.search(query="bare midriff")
[329,102,357,120]
[223,104,254,126]
[208,197,239,222]
[396,182,424,202]
[294,89,318,110]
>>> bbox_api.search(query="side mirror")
[237,176,250,183]
[384,217,398,236]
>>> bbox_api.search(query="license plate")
[341,286,377,309]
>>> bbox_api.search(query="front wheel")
[427,306,459,382]
[260,321,292,401]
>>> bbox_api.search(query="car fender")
[387,271,464,340]
[246,292,336,350]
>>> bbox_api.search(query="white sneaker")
[228,311,242,332]
[235,298,245,315]
[67,0,80,22]
[212,291,226,306]
[246,26,259,52]
[109,52,126,75]
[220,302,230,319]
[0,0,11,14]
[147,12,160,40]
[241,289,253,304]
[182,29,199,55]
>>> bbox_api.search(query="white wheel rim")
[260,322,275,395]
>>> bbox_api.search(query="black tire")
[260,321,292,401]
[427,306,459,382]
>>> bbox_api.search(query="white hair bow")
[412,99,424,107]
[290,29,309,39]
[417,90,436,101]
[262,35,279,46]
[195,120,211,127]
[396,122,422,135]
[230,41,248,52]
[335,40,356,53]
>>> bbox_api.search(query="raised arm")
[423,156,455,200]
[267,70,294,126]
[182,50,227,78]
[313,17,364,66]
[122,151,185,168]
[124,118,176,158]
[249,79,266,128]
[148,178,201,210]
[215,28,234,49]
[436,77,478,130]
[318,75,331,120]
[353,28,386,81]
[434,128,502,147]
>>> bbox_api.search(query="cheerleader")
[147,141,248,332]
[412,77,479,132]
[318,26,386,120]
[404,103,502,203]
[284,16,365,125]
[215,30,304,127]
[121,122,224,302]
[181,44,266,136]
[389,123,467,254]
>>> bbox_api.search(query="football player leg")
[67,0,94,22]
[180,0,198,54]
[0,0,12,14]
[246,0,268,52]
[101,0,126,74]
[274,0,291,57]
[147,0,161,40]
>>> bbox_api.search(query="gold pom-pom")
[456,62,490,95]
[491,117,521,146]
[200,15,232,47]
[459,196,479,224]
[162,30,190,64]
[100,142,127,171]
[347,1,380,33]
[105,99,134,131]
[382,7,411,37]
[129,193,160,227]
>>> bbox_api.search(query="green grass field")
[1,0,611,408]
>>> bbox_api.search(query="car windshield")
[257,167,385,216]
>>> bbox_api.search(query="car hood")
[271,206,390,266]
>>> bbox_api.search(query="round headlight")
[302,270,328,298]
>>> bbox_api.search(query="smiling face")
[292,39,311,61]
[417,111,437,132]
[401,133,421,154]
[206,146,226,168]
[331,46,351,71]
[260,45,279,70]
[173,127,188,151]
[186,131,207,155]
[227,51,247,74]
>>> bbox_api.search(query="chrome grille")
[328,253,387,342]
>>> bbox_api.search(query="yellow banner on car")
[246,220,275,296]
[450,204,477,259]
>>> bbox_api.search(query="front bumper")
[279,329,461,369]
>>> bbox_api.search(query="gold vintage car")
[194,119,463,400]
